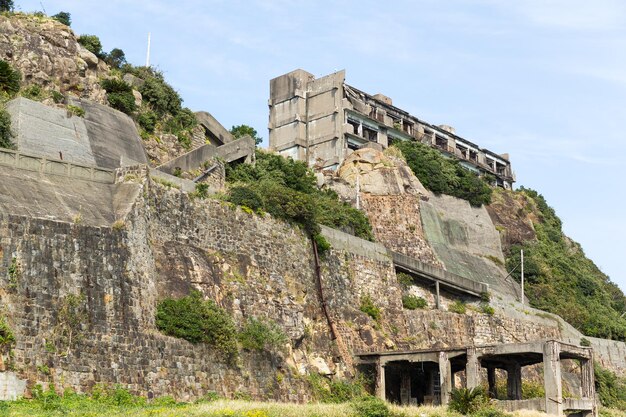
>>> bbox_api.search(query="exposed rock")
[0,13,108,103]
[486,188,538,253]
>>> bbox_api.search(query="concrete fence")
[0,148,115,183]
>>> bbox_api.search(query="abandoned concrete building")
[268,69,515,189]
[357,340,596,416]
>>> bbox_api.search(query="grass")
[2,397,624,417]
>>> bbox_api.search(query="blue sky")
[18,0,626,290]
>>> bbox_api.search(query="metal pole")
[146,32,151,67]
[520,249,524,306]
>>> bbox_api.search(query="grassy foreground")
[0,398,594,417]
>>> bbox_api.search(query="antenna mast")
[146,32,151,67]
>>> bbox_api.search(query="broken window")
[363,125,378,142]
[403,120,413,135]
[456,144,468,159]
[435,136,448,150]
[469,150,478,162]
[347,119,361,136]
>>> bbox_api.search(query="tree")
[105,48,126,69]
[77,34,104,58]
[0,0,14,12]
[0,59,20,97]
[52,11,71,26]
[230,124,262,146]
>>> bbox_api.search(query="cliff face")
[0,14,109,104]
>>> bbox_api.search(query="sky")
[17,0,626,290]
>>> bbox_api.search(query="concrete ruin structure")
[357,340,596,416]
[268,69,515,188]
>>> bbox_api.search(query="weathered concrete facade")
[357,341,597,416]
[269,69,515,188]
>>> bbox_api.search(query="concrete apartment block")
[269,69,515,189]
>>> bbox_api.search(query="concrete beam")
[391,250,488,297]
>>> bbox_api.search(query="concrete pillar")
[375,358,386,400]
[506,363,522,400]
[435,281,441,310]
[487,367,498,398]
[466,348,481,389]
[439,352,452,405]
[543,341,563,416]
[581,357,597,417]
[400,372,411,405]
[581,358,594,398]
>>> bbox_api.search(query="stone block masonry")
[0,171,624,400]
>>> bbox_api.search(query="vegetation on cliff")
[391,141,493,206]
[502,188,626,341]
[225,150,374,241]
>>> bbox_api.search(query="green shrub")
[392,141,492,206]
[595,364,626,409]
[238,317,287,352]
[51,90,64,103]
[480,303,495,316]
[449,387,489,415]
[0,316,15,349]
[397,272,414,287]
[138,72,182,117]
[360,295,381,322]
[471,407,511,417]
[137,111,158,133]
[156,291,237,360]
[67,105,85,117]
[449,300,467,314]
[226,150,374,241]
[20,84,42,100]
[308,373,365,403]
[313,233,331,255]
[194,183,210,199]
[402,295,427,310]
[91,383,146,407]
[164,107,197,135]
[100,78,136,114]
[351,396,390,417]
[0,107,13,149]
[229,186,264,212]
[580,337,591,347]
[78,34,104,58]
[0,59,20,97]
[51,11,71,26]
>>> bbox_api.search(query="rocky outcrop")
[486,188,538,253]
[0,13,109,104]
[329,148,443,267]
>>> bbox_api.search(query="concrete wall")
[157,136,255,176]
[420,194,522,300]
[6,97,147,170]
[0,172,624,400]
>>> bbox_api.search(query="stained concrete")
[0,164,139,227]
[6,97,148,170]
[420,194,521,299]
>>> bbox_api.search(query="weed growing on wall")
[156,291,238,360]
[360,295,381,322]
[402,295,427,310]
[238,317,287,352]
